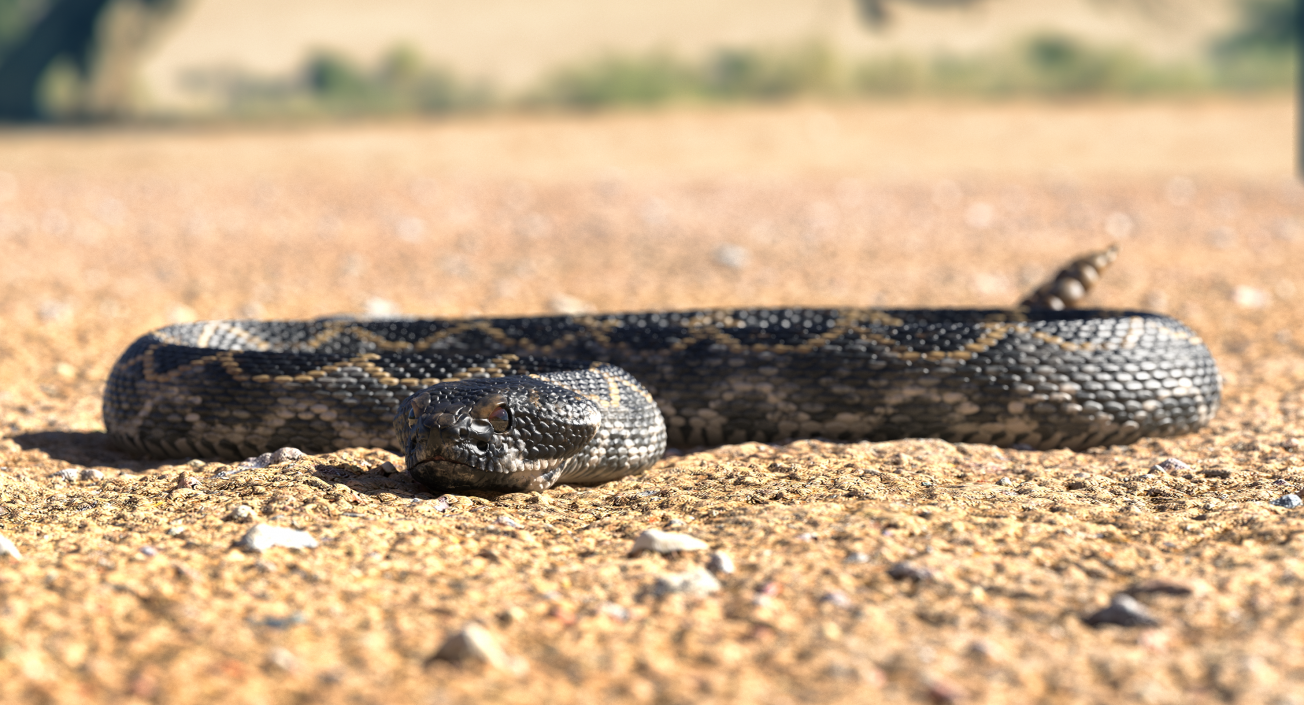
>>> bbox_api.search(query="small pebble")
[266,647,298,672]
[795,532,817,542]
[629,529,709,556]
[0,532,21,560]
[186,459,206,468]
[1271,494,1302,509]
[1084,593,1159,628]
[600,603,631,622]
[651,567,721,597]
[176,473,201,490]
[139,546,159,557]
[887,562,933,582]
[79,468,105,482]
[238,524,319,553]
[226,504,256,523]
[239,447,305,470]
[820,591,853,609]
[378,461,398,475]
[166,526,187,537]
[997,477,1013,486]
[495,515,522,529]
[54,468,79,481]
[429,623,515,671]
[844,551,871,564]
[1151,457,1191,474]
[496,607,526,626]
[706,550,735,575]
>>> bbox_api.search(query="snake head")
[394,376,602,493]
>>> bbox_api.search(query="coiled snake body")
[104,249,1221,492]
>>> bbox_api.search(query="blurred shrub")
[529,53,698,109]
[527,42,843,109]
[183,21,1294,120]
[705,42,840,100]
[854,34,1207,98]
[1209,0,1297,91]
[201,45,488,118]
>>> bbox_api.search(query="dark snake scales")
[103,248,1221,493]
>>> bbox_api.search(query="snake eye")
[487,404,511,433]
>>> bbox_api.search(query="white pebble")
[652,567,721,597]
[1151,458,1191,474]
[227,504,256,523]
[630,529,709,556]
[430,623,517,671]
[240,447,305,469]
[238,524,319,553]
[0,532,21,560]
[707,550,735,575]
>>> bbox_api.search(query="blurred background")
[0,0,1295,121]
[0,0,1299,410]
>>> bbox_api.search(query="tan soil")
[1,100,1303,704]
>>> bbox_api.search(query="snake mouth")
[407,457,560,494]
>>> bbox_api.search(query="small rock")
[378,461,398,475]
[795,532,817,542]
[238,524,319,553]
[844,551,871,564]
[600,603,631,622]
[997,477,1013,486]
[629,529,709,556]
[706,550,735,575]
[1271,494,1302,509]
[495,515,522,529]
[820,591,853,609]
[139,546,159,557]
[651,567,721,597]
[887,562,933,582]
[547,293,595,315]
[226,504,256,523]
[166,526,187,537]
[714,244,749,270]
[1084,593,1158,628]
[53,468,79,482]
[496,607,526,626]
[0,532,21,560]
[1151,458,1191,474]
[429,623,516,671]
[176,472,201,490]
[266,647,298,672]
[927,678,966,705]
[239,447,305,470]
[79,468,105,482]
[187,459,206,468]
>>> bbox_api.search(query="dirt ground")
[1,100,1303,704]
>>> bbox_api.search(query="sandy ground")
[1,99,1303,703]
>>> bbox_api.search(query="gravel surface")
[1,101,1303,703]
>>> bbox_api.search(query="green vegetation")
[2,0,1295,120]
[262,31,1291,117]
[201,46,491,118]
